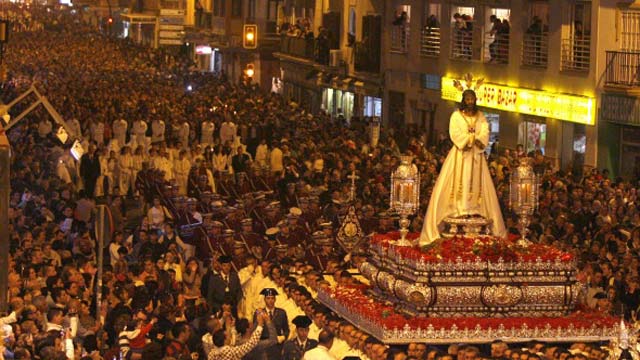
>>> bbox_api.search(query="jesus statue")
[419,89,506,245]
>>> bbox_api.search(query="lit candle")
[520,183,531,204]
[403,183,413,203]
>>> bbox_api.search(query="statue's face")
[463,93,476,109]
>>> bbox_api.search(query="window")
[484,8,510,63]
[391,5,411,53]
[421,74,441,90]
[450,6,476,60]
[522,1,549,67]
[266,0,281,33]
[348,7,356,46]
[561,1,591,71]
[621,9,640,51]
[364,96,382,117]
[213,0,225,17]
[247,0,256,20]
[231,0,241,17]
[420,2,441,56]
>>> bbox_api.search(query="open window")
[420,2,441,56]
[449,5,476,60]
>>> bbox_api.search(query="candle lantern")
[509,157,539,247]
[390,155,420,246]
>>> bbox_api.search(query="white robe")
[201,121,215,146]
[419,110,506,245]
[151,120,166,143]
[112,119,128,146]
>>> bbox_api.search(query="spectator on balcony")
[393,11,409,51]
[427,14,439,29]
[393,11,408,26]
[526,16,544,65]
[461,14,473,59]
[497,19,509,63]
[488,15,501,62]
[316,27,330,65]
[574,21,588,68]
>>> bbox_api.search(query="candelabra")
[390,155,420,246]
[509,158,539,248]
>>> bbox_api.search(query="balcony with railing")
[354,42,380,73]
[605,51,640,87]
[522,33,549,67]
[390,25,410,53]
[420,27,440,57]
[279,36,315,60]
[561,37,590,71]
[483,32,509,64]
[450,27,478,60]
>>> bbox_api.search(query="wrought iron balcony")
[605,51,640,87]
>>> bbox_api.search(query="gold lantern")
[509,157,539,248]
[390,155,420,246]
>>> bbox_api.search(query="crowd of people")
[1,4,640,360]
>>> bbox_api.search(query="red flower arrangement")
[371,232,573,263]
[324,284,618,334]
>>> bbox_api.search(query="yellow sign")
[441,77,595,125]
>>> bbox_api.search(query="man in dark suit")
[254,288,289,360]
[231,145,251,175]
[282,315,318,360]
[206,255,242,316]
[79,143,100,198]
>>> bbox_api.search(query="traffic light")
[108,17,113,24]
[244,64,254,78]
[243,24,257,49]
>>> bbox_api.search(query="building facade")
[381,0,640,178]
[272,0,384,118]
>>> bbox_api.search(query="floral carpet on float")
[317,232,619,344]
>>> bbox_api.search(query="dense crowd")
[1,4,640,360]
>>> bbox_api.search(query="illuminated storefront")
[441,76,595,170]
[441,76,596,126]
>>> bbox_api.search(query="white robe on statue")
[419,110,506,245]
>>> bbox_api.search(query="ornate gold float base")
[359,233,580,318]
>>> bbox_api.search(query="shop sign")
[441,77,595,125]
